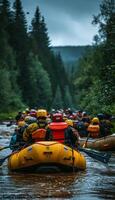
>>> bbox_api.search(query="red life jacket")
[88,124,100,138]
[32,128,46,142]
[48,122,68,143]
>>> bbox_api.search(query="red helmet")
[52,113,63,122]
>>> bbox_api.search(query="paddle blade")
[78,147,112,164]
[0,146,10,151]
[84,149,111,164]
[0,157,7,166]
[0,153,13,166]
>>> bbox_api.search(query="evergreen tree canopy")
[0,0,75,113]
[52,86,64,109]
[23,53,52,109]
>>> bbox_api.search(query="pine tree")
[0,0,12,30]
[23,53,52,108]
[0,68,13,111]
[12,0,29,102]
[0,1,23,111]
[40,16,50,51]
[52,86,64,109]
[64,85,73,108]
[12,0,28,52]
[30,6,42,56]
[54,53,69,99]
[92,0,115,105]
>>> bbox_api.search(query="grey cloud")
[9,0,101,46]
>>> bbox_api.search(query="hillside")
[52,45,91,65]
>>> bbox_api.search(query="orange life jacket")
[87,124,100,138]
[32,128,46,142]
[48,122,68,143]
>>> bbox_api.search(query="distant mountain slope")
[52,45,91,65]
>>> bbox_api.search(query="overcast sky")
[10,0,101,46]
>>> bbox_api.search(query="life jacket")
[87,124,100,138]
[32,128,46,142]
[38,120,48,129]
[48,122,68,143]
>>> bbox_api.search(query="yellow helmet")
[27,123,38,132]
[65,119,73,127]
[91,117,99,124]
[18,121,26,127]
[24,116,30,122]
[37,109,47,118]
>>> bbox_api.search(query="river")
[0,124,115,200]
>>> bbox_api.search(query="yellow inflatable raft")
[8,141,86,172]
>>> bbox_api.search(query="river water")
[0,125,115,200]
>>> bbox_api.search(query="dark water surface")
[0,125,115,200]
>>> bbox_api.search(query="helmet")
[27,123,38,132]
[25,108,30,113]
[82,111,87,117]
[91,117,99,124]
[22,111,26,114]
[65,119,73,127]
[97,113,104,120]
[29,109,37,117]
[25,116,37,124]
[37,109,47,118]
[18,121,26,127]
[52,113,63,122]
[63,114,67,121]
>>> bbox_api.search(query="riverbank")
[0,112,17,123]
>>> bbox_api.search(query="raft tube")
[8,141,86,172]
[80,134,115,151]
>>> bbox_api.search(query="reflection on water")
[0,125,115,200]
[0,167,86,199]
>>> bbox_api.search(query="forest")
[73,0,115,114]
[0,0,73,117]
[0,0,114,118]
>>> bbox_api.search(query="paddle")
[0,143,28,166]
[0,146,10,151]
[78,146,112,164]
[0,153,14,166]
[71,145,75,172]
[82,132,90,148]
[0,142,26,152]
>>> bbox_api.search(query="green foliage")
[0,0,12,30]
[74,46,115,114]
[0,15,23,112]
[0,67,13,111]
[24,53,52,109]
[52,86,64,109]
[0,67,23,112]
[11,0,28,60]
[63,85,73,108]
[3,0,115,116]
[73,0,115,114]
[0,111,18,121]
[30,5,72,107]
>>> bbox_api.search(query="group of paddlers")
[10,108,113,151]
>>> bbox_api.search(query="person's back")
[23,109,48,143]
[65,119,80,147]
[48,121,68,143]
[15,111,23,122]
[46,113,68,143]
[10,121,27,151]
[87,117,100,138]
